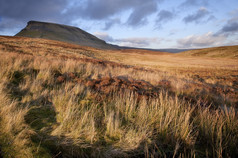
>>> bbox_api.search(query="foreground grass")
[0,51,237,158]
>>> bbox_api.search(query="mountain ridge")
[15,20,119,50]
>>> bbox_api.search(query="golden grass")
[179,45,238,58]
[0,36,237,157]
[0,89,33,157]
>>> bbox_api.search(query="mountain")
[15,21,119,50]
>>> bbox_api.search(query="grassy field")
[0,35,237,157]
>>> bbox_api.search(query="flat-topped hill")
[15,21,119,50]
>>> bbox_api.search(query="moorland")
[0,35,237,157]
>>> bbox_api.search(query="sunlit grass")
[0,36,237,157]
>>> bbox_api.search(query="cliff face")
[15,21,118,50]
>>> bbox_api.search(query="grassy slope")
[0,36,237,157]
[178,45,238,58]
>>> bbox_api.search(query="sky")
[0,0,238,49]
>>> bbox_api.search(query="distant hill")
[178,45,238,58]
[15,21,119,50]
[121,46,192,53]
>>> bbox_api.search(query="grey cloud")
[220,15,238,34]
[77,0,128,20]
[74,0,158,20]
[127,1,158,26]
[157,10,175,22]
[207,15,216,21]
[0,17,24,35]
[0,0,68,21]
[183,7,212,24]
[180,0,208,8]
[221,22,238,33]
[68,0,160,27]
[0,0,69,32]
[0,18,18,31]
[155,10,175,28]
[0,0,161,32]
[103,18,121,30]
[217,14,238,36]
[177,32,226,48]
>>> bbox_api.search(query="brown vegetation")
[0,35,237,157]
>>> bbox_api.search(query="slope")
[15,20,119,50]
[178,45,238,58]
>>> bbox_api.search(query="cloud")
[94,32,161,48]
[218,12,238,35]
[115,37,160,48]
[68,0,159,27]
[221,22,238,33]
[155,10,175,28]
[103,18,121,30]
[126,1,158,26]
[180,0,208,8]
[0,18,19,31]
[183,7,214,24]
[93,32,114,42]
[0,0,162,32]
[0,17,24,35]
[217,9,238,36]
[0,0,161,31]
[73,0,158,20]
[0,0,70,32]
[0,0,68,21]
[74,0,129,20]
[177,32,226,48]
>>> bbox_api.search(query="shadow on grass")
[4,69,236,157]
[5,69,101,157]
[5,69,62,157]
